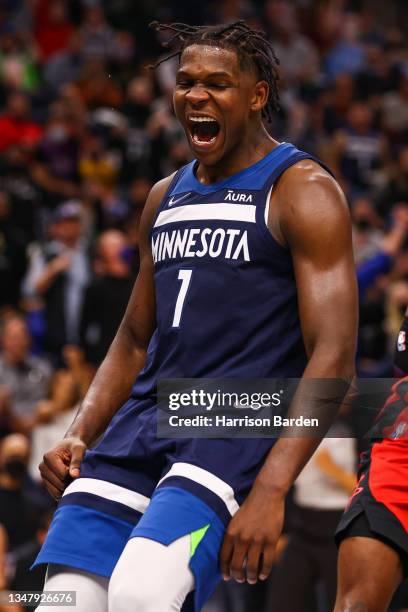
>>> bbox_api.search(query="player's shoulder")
[277,158,342,200]
[276,158,349,225]
[140,171,178,223]
[147,171,178,207]
[269,158,351,249]
[137,172,178,252]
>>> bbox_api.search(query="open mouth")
[188,115,220,146]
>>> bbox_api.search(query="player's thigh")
[36,564,108,612]
[335,536,403,612]
[108,535,194,612]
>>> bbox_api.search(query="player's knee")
[109,584,152,612]
[108,576,168,612]
[108,589,151,612]
[335,588,374,612]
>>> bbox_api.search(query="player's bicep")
[294,250,357,359]
[282,171,358,359]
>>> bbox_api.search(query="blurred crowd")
[0,0,407,610]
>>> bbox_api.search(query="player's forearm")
[254,347,355,497]
[65,327,148,445]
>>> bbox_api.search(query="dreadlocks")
[149,20,280,122]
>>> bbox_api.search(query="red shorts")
[336,438,408,573]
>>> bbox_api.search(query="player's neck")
[195,125,278,185]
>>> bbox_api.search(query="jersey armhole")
[257,185,289,254]
[257,152,335,254]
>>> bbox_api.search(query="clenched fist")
[39,437,87,499]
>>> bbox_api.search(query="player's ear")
[250,80,269,114]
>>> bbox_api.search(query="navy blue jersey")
[132,143,323,399]
[36,144,334,607]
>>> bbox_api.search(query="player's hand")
[39,437,87,500]
[219,482,285,585]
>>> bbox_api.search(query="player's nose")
[185,84,210,105]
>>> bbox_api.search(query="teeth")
[193,134,216,144]
[189,116,217,123]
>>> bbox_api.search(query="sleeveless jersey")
[132,142,323,400]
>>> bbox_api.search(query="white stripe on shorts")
[63,478,150,513]
[154,203,256,228]
[157,462,240,516]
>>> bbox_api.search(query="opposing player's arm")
[39,174,175,498]
[220,161,358,584]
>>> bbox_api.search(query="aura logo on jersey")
[151,227,250,263]
[224,190,253,203]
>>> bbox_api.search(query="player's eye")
[176,80,192,88]
[208,83,229,90]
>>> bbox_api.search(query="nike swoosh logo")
[168,192,192,206]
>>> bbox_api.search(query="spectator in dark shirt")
[355,43,399,101]
[376,145,408,218]
[0,434,50,553]
[31,102,81,209]
[333,102,386,192]
[322,74,355,136]
[0,145,39,247]
[23,201,90,364]
[7,510,52,596]
[0,191,28,308]
[0,434,54,612]
[81,229,135,365]
[121,77,155,183]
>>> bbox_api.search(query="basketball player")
[335,311,408,612]
[34,22,357,611]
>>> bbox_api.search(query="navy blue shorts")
[34,397,275,610]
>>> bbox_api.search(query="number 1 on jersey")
[172,269,193,328]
